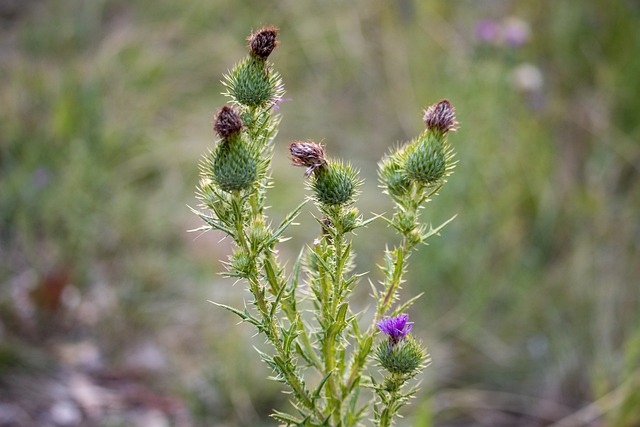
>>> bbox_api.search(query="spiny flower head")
[213,105,243,139]
[312,160,359,207]
[404,127,455,187]
[377,313,413,346]
[375,335,427,376]
[204,137,259,193]
[423,99,458,135]
[248,26,279,59]
[289,141,327,177]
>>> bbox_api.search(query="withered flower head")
[248,26,279,59]
[423,99,459,134]
[289,140,327,177]
[213,105,243,139]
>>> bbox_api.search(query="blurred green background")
[1,0,639,426]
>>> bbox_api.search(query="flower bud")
[228,247,253,277]
[378,149,411,198]
[404,132,450,186]
[312,160,359,207]
[248,216,270,249]
[226,57,274,107]
[423,99,458,135]
[338,207,360,234]
[210,138,259,192]
[213,105,243,139]
[248,26,279,59]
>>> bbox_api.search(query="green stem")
[230,192,322,420]
[325,231,346,424]
[377,237,411,320]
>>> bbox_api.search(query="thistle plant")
[191,26,459,426]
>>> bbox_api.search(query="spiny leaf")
[393,292,424,315]
[271,410,305,425]
[208,300,262,329]
[264,200,308,248]
[312,372,332,400]
[188,205,234,236]
[421,214,457,242]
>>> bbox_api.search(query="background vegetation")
[1,0,639,426]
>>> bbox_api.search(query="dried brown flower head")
[213,105,243,139]
[289,141,327,177]
[248,26,279,59]
[423,99,459,134]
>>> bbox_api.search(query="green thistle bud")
[248,26,279,60]
[395,211,417,234]
[228,247,253,277]
[209,138,259,192]
[375,335,427,375]
[248,216,270,249]
[378,148,411,198]
[404,132,453,186]
[338,207,360,233]
[224,56,277,107]
[312,160,359,207]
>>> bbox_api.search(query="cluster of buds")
[201,27,285,194]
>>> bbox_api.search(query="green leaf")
[207,300,262,329]
[265,255,283,298]
[421,214,457,242]
[393,292,424,315]
[282,322,299,355]
[188,205,234,236]
[264,200,308,249]
[271,410,305,425]
[313,372,332,400]
[359,212,384,228]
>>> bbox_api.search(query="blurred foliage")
[1,0,639,426]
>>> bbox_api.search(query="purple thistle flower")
[376,314,413,346]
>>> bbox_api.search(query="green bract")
[224,57,280,107]
[375,335,426,376]
[209,138,258,192]
[379,149,411,199]
[405,132,452,186]
[311,161,359,207]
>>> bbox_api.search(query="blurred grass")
[1,0,639,426]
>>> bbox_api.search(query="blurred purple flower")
[377,313,413,345]
[503,17,530,47]
[475,20,499,43]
